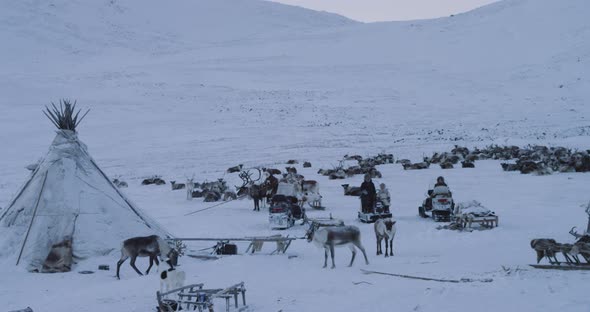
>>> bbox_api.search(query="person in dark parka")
[360,174,377,213]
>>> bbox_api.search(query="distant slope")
[0,0,355,60]
[0,0,588,185]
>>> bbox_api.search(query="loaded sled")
[358,199,392,223]
[268,194,306,230]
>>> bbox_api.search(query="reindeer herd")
[116,151,590,282]
[399,144,590,174]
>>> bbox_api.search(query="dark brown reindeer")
[236,169,266,211]
[227,164,243,173]
[374,218,396,257]
[263,168,282,176]
[116,235,179,279]
[249,184,268,211]
[306,224,369,269]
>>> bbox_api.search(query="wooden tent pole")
[16,172,48,265]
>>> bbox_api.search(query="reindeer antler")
[569,226,586,239]
[174,240,187,257]
[237,170,252,188]
[236,168,262,189]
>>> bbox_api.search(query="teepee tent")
[0,101,171,272]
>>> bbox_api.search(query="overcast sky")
[270,0,499,22]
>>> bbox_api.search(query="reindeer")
[249,184,268,211]
[530,239,559,264]
[223,191,238,201]
[569,228,590,263]
[236,169,266,210]
[461,161,475,168]
[555,243,579,264]
[440,162,453,169]
[263,168,282,175]
[112,178,128,188]
[402,162,430,170]
[116,235,179,279]
[170,181,186,190]
[396,159,411,165]
[306,224,369,269]
[227,164,243,173]
[342,184,362,196]
[571,241,590,263]
[302,180,318,193]
[374,218,396,257]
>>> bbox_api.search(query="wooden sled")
[454,214,498,229]
[157,282,247,312]
[171,236,298,255]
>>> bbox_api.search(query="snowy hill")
[1,0,354,57]
[0,0,588,183]
[1,0,590,311]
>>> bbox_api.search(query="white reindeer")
[374,218,396,257]
[306,224,369,269]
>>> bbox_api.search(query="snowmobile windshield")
[432,185,451,197]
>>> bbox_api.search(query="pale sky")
[270,0,499,22]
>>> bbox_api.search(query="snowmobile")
[419,185,454,222]
[269,194,306,229]
[358,198,392,223]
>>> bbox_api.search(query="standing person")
[360,174,376,213]
[377,183,391,213]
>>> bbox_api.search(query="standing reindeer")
[236,169,266,211]
[306,224,369,269]
[249,184,268,211]
[116,235,179,279]
[374,218,396,257]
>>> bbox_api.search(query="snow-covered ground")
[1,0,589,311]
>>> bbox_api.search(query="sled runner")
[529,264,590,271]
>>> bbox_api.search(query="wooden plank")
[177,289,223,297]
[158,284,204,297]
[361,269,493,283]
[171,237,298,242]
